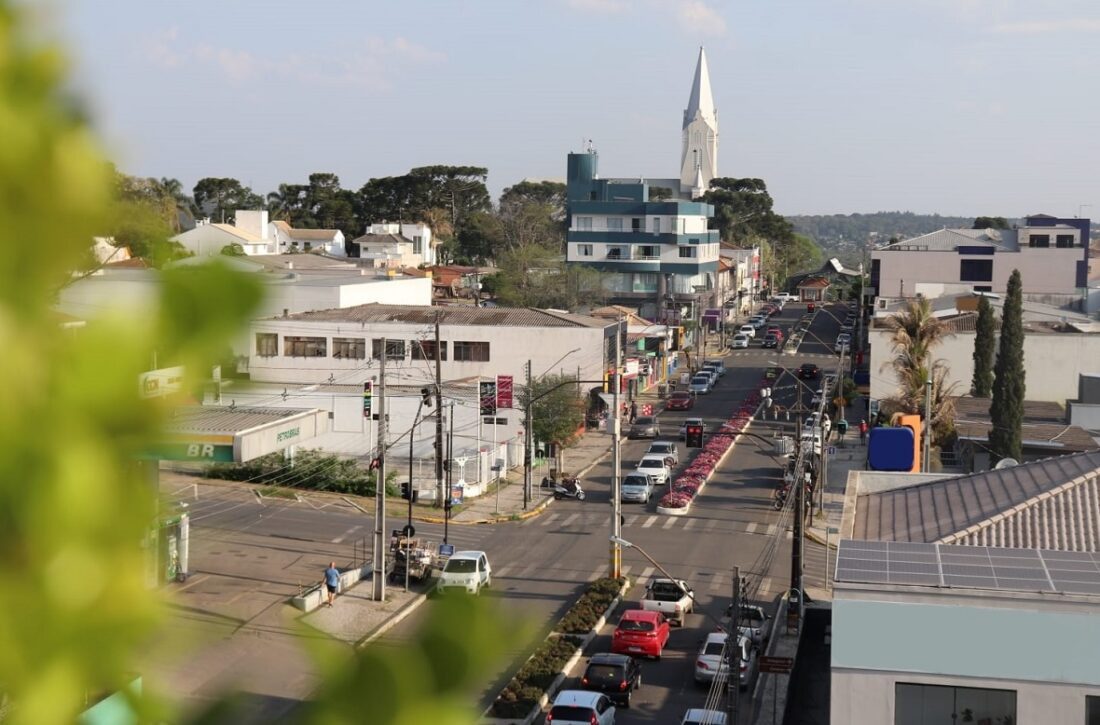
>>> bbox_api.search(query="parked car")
[731,333,750,349]
[580,652,642,708]
[545,690,617,725]
[628,416,660,439]
[646,440,679,465]
[778,292,799,302]
[634,454,671,486]
[738,324,756,339]
[694,632,755,689]
[681,709,728,725]
[679,417,705,440]
[437,550,492,595]
[611,609,670,660]
[689,374,712,395]
[761,333,780,349]
[797,363,820,380]
[840,321,855,334]
[665,391,695,411]
[749,316,767,329]
[621,472,655,503]
[719,604,772,646]
[805,412,831,438]
[834,333,851,353]
[702,360,726,377]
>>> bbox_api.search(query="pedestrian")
[323,561,340,607]
[859,419,868,446]
[629,400,638,424]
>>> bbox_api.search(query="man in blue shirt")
[323,562,340,607]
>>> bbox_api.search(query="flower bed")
[490,576,626,719]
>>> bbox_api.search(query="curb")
[804,527,837,549]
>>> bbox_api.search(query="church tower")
[680,47,718,197]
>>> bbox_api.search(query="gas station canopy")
[151,406,329,463]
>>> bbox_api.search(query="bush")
[206,448,398,496]
[557,577,624,634]
[491,635,582,718]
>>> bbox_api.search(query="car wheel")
[636,673,641,688]
[623,692,631,709]
[654,652,661,662]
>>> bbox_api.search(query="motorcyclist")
[561,476,578,494]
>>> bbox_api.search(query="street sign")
[497,375,513,409]
[438,543,455,557]
[828,446,837,455]
[480,380,497,415]
[759,656,794,674]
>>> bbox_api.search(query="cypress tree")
[989,270,1025,463]
[971,294,995,397]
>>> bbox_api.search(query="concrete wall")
[869,326,1100,402]
[873,247,1083,298]
[174,224,271,257]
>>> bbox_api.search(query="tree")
[971,295,995,397]
[266,183,310,222]
[880,298,958,443]
[972,216,1009,230]
[102,171,190,267]
[192,177,264,222]
[989,269,1025,463]
[522,373,587,467]
[499,180,566,216]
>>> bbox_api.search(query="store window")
[372,339,406,361]
[285,336,327,357]
[894,683,1016,725]
[413,340,447,361]
[453,341,490,362]
[332,337,366,360]
[256,333,278,357]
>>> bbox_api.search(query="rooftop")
[952,396,1099,453]
[265,303,614,329]
[164,405,318,435]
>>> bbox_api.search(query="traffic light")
[420,386,433,406]
[362,381,373,417]
[400,482,411,500]
[686,424,704,448]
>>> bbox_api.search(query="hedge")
[490,576,624,718]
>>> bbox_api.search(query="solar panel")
[833,540,1100,597]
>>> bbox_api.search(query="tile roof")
[272,220,340,241]
[854,450,1100,551]
[798,276,830,288]
[266,303,614,328]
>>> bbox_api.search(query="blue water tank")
[567,152,597,185]
[867,427,915,471]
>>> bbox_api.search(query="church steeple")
[681,47,719,196]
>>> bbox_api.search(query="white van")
[437,550,492,595]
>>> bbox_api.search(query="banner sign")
[479,380,497,415]
[496,375,513,409]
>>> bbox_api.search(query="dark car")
[665,391,695,411]
[797,363,820,380]
[629,416,660,439]
[761,334,779,349]
[580,652,642,707]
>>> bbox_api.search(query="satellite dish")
[994,458,1019,469]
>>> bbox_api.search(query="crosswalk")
[727,350,837,360]
[534,509,780,538]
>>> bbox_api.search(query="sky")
[48,0,1100,217]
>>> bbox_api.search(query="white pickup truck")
[641,578,694,626]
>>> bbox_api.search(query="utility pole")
[372,340,387,602]
[727,565,741,723]
[923,377,932,472]
[445,401,454,543]
[610,318,623,579]
[434,315,444,506]
[523,359,533,510]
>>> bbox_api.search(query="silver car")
[620,472,655,503]
[689,374,712,395]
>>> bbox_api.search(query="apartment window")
[633,273,658,293]
[412,235,423,255]
[959,259,993,282]
[285,336,327,357]
[577,244,593,257]
[679,246,697,258]
[577,216,592,231]
[256,333,278,357]
[1029,234,1050,248]
[894,683,1015,725]
[606,217,623,231]
[453,341,490,362]
[631,217,642,231]
[652,217,661,234]
[638,245,659,259]
[412,340,447,361]
[607,247,626,260]
[332,337,366,360]
[1087,695,1100,725]
[372,339,406,360]
[1056,234,1076,248]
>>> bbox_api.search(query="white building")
[270,220,346,257]
[870,214,1091,309]
[171,211,275,256]
[351,221,436,269]
[680,46,719,197]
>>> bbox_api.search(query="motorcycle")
[553,477,586,501]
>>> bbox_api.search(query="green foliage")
[972,216,1009,230]
[486,243,603,309]
[492,636,583,718]
[499,180,566,214]
[220,243,245,257]
[990,270,1025,463]
[971,295,995,397]
[556,577,624,634]
[523,373,587,448]
[192,177,264,223]
[205,448,398,496]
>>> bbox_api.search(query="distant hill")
[785,211,997,269]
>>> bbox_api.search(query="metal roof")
[854,450,1100,551]
[834,539,1100,596]
[878,228,1016,252]
[164,406,318,434]
[266,303,614,329]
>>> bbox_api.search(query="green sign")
[276,426,300,443]
[145,443,235,462]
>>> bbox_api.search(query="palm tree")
[880,298,957,443]
[157,177,197,231]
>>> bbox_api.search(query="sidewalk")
[804,438,866,596]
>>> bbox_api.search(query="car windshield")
[638,460,663,470]
[584,664,624,683]
[692,375,709,383]
[634,417,654,425]
[550,706,594,720]
[672,392,691,400]
[742,609,765,625]
[623,476,648,487]
[703,641,725,656]
[650,444,672,453]
[619,619,654,632]
[443,559,477,574]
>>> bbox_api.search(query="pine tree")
[989,270,1025,463]
[971,294,995,397]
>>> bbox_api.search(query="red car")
[765,326,784,342]
[665,390,695,411]
[611,609,671,660]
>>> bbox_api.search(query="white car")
[546,690,617,725]
[834,333,851,353]
[737,324,756,339]
[621,472,655,503]
[778,292,799,302]
[646,440,679,466]
[635,454,671,486]
[694,632,755,689]
[681,709,728,725]
[731,334,749,349]
[749,316,767,329]
[437,550,492,595]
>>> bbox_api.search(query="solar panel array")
[835,540,1100,596]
